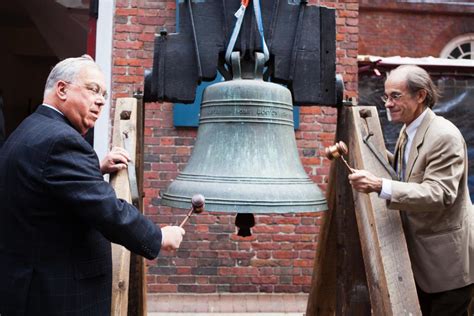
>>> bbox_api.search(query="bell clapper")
[325,141,354,174]
[235,213,255,237]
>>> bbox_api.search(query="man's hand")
[100,146,131,174]
[161,226,186,251]
[348,169,383,194]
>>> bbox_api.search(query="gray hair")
[43,55,100,98]
[389,65,440,109]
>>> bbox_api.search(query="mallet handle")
[340,156,354,174]
[179,208,194,228]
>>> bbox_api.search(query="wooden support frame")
[109,98,138,315]
[127,91,148,316]
[306,106,421,315]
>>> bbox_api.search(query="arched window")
[440,34,474,60]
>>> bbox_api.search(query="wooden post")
[109,97,138,316]
[306,106,421,315]
[127,91,148,316]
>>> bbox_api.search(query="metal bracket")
[359,109,399,180]
[122,131,140,208]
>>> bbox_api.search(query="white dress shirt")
[379,108,429,200]
[42,103,64,116]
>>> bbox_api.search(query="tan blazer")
[389,109,474,293]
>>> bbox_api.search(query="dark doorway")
[0,0,90,138]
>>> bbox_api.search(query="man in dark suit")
[349,65,474,315]
[0,55,185,315]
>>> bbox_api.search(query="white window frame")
[94,0,115,161]
[440,33,474,60]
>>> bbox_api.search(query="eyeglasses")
[381,92,403,103]
[66,82,108,101]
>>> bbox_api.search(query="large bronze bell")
[161,52,327,235]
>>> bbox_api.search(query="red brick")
[115,8,139,15]
[113,75,143,83]
[114,58,143,66]
[114,40,144,49]
[218,267,258,276]
[295,226,319,234]
[115,24,144,33]
[293,276,313,285]
[230,285,258,292]
[137,16,166,25]
[293,259,314,268]
[273,251,298,259]
[274,217,301,225]
[148,284,177,292]
[251,276,278,284]
[274,285,302,293]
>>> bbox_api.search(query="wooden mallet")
[325,141,354,174]
[179,194,205,227]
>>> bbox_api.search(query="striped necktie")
[396,131,408,181]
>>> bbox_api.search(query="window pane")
[450,47,462,59]
[461,43,471,53]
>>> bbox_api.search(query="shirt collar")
[405,108,428,140]
[42,103,64,116]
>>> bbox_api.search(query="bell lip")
[159,193,328,213]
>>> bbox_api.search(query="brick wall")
[111,0,358,295]
[359,2,474,58]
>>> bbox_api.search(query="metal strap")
[225,3,247,64]
[362,132,399,181]
[252,0,269,62]
[122,132,140,208]
[225,0,269,65]
[187,0,203,79]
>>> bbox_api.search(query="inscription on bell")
[237,108,250,115]
[257,108,278,117]
[201,104,292,121]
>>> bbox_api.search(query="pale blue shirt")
[379,108,429,200]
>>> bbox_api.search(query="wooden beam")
[306,106,420,315]
[347,106,420,315]
[306,162,338,315]
[127,91,147,316]
[306,107,370,316]
[109,98,138,316]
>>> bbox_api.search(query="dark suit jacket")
[0,105,162,315]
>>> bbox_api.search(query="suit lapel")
[405,109,436,179]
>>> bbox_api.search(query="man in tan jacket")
[349,65,474,315]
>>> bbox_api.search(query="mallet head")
[325,141,349,160]
[191,194,205,213]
